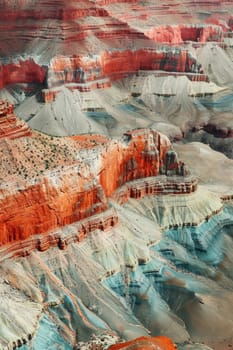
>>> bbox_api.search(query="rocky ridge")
[0,102,200,249]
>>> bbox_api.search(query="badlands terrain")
[0,1,233,350]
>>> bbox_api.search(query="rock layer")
[0,126,171,246]
[0,59,46,90]
[0,0,232,95]
[0,100,31,139]
[0,124,201,248]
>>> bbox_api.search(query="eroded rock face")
[0,59,46,89]
[145,24,223,44]
[0,100,31,139]
[47,49,199,88]
[0,0,232,95]
[0,123,174,246]
[1,0,233,148]
[0,123,203,251]
[0,104,206,252]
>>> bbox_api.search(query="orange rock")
[0,100,31,139]
[0,108,195,251]
[0,176,108,245]
[0,100,198,252]
[0,128,172,246]
[99,129,170,197]
[108,336,177,350]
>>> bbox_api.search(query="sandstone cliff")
[0,112,174,246]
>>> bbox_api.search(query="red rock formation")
[1,0,231,92]
[98,129,170,198]
[0,126,191,247]
[0,124,201,250]
[41,46,208,99]
[100,49,197,77]
[145,24,223,44]
[0,100,31,139]
[47,48,199,89]
[0,170,201,259]
[108,336,177,350]
[0,176,108,246]
[42,78,112,102]
[0,1,109,21]
[128,176,198,199]
[0,0,231,98]
[0,59,46,89]
[0,207,119,259]
[111,175,197,205]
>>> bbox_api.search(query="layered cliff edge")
[0,0,233,149]
[0,100,191,248]
[0,0,233,95]
[0,102,233,350]
[0,101,227,253]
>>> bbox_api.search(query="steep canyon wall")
[0,105,175,247]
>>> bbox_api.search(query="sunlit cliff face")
[0,1,233,350]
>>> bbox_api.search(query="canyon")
[0,1,233,350]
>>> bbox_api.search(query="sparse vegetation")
[0,130,108,187]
